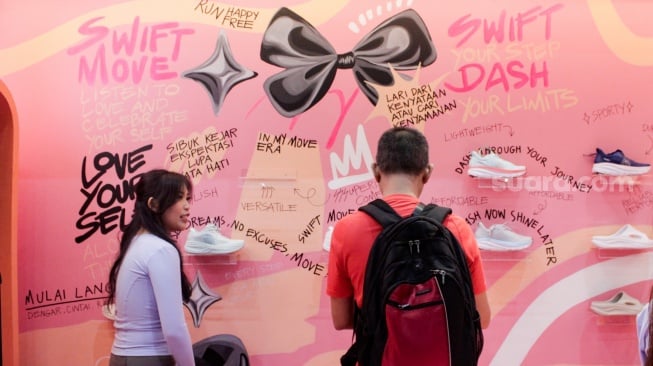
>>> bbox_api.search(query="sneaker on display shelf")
[591,224,653,249]
[185,224,245,255]
[323,225,334,252]
[590,291,643,316]
[592,148,651,176]
[474,222,533,251]
[467,150,526,179]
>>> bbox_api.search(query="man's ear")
[147,197,159,212]
[422,164,433,184]
[372,163,381,182]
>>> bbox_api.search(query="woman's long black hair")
[106,169,192,304]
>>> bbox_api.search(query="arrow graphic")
[533,200,548,216]
[504,124,514,136]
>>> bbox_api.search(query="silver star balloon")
[183,30,257,116]
[184,270,221,328]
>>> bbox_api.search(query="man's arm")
[475,291,491,329]
[443,215,492,329]
[330,296,355,330]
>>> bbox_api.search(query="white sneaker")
[185,224,245,255]
[591,224,653,249]
[475,222,532,251]
[323,226,334,252]
[590,291,643,316]
[467,150,526,179]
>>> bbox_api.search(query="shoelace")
[489,223,513,234]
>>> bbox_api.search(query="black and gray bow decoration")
[260,7,437,117]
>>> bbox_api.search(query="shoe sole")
[468,167,526,179]
[590,304,641,316]
[591,240,653,249]
[185,241,244,255]
[477,238,532,251]
[592,162,650,176]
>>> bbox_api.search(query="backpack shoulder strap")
[360,200,453,226]
[416,203,452,224]
[358,199,401,228]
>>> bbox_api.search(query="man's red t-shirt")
[326,194,487,307]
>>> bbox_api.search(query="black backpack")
[193,334,250,366]
[343,199,483,366]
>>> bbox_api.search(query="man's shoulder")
[441,213,475,242]
[335,208,375,228]
[441,211,468,227]
[332,207,383,244]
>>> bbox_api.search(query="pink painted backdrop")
[2,0,653,365]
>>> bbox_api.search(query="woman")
[107,169,195,366]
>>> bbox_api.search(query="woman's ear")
[147,197,158,212]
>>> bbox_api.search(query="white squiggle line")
[347,0,417,34]
[327,124,374,190]
[348,22,360,34]
[358,14,367,28]
[587,0,653,66]
[490,252,653,365]
[94,355,110,366]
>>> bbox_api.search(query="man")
[326,126,491,333]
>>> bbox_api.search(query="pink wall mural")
[1,0,653,365]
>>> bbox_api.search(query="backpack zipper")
[408,239,421,254]
[387,298,443,310]
[433,274,452,366]
[431,269,446,284]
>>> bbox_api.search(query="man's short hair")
[376,127,429,175]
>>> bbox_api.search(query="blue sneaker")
[592,148,650,175]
